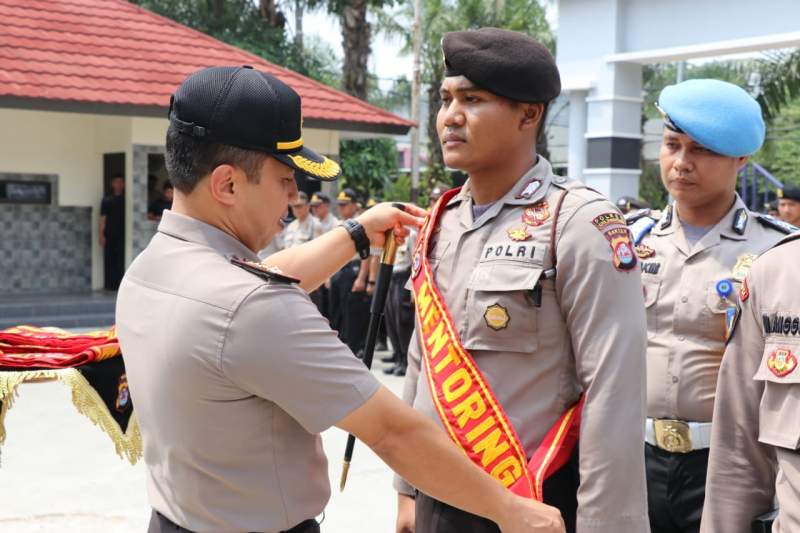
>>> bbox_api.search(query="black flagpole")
[340,230,399,491]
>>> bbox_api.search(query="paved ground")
[0,351,406,533]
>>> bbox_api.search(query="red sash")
[411,188,584,501]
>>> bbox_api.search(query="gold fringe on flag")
[0,369,142,464]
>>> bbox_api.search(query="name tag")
[480,243,546,264]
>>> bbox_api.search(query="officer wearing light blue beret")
[630,78,796,533]
[657,78,765,157]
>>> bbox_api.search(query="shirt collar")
[157,210,260,261]
[446,156,554,209]
[653,194,750,241]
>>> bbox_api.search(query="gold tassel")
[0,369,142,464]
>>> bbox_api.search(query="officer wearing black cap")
[778,185,800,227]
[116,66,563,533]
[328,187,371,354]
[395,28,649,533]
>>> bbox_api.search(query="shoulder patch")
[756,213,799,235]
[230,257,300,284]
[591,212,637,272]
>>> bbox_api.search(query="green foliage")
[339,138,400,198]
[638,162,669,211]
[130,0,342,87]
[754,95,800,187]
[752,50,800,122]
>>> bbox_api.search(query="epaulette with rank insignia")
[625,208,659,245]
[755,213,800,235]
[230,257,300,284]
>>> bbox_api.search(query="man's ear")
[208,164,239,206]
[736,156,750,172]
[520,102,544,132]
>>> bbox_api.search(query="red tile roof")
[0,0,412,134]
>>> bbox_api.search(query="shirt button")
[681,296,688,303]
[672,376,679,383]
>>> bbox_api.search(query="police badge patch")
[592,213,638,272]
[484,303,510,331]
[768,348,798,377]
[522,202,549,227]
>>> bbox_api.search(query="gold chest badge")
[507,225,532,241]
[768,348,797,377]
[484,303,510,331]
[635,244,655,259]
[732,254,757,282]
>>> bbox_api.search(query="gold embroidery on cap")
[287,154,341,179]
[277,138,304,150]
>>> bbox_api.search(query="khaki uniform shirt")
[315,213,340,234]
[117,211,379,533]
[396,158,650,532]
[701,234,800,533]
[283,215,322,249]
[641,197,786,422]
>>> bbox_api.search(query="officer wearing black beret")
[778,185,800,226]
[394,28,649,533]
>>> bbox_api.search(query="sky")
[297,2,559,91]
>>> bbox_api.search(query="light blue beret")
[657,79,765,157]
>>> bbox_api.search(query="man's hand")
[395,493,415,533]
[356,202,427,247]
[497,496,565,533]
[352,277,366,293]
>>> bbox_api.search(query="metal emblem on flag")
[115,374,130,413]
[484,303,510,331]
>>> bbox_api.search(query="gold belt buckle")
[653,419,692,453]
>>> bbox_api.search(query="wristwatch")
[342,219,370,259]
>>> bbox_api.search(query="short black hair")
[165,122,268,193]
[162,180,174,191]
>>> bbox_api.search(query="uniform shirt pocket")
[462,261,541,354]
[754,340,800,450]
[642,277,661,337]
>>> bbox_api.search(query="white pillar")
[567,90,587,181]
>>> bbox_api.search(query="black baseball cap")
[779,186,800,202]
[169,66,341,181]
[337,188,358,204]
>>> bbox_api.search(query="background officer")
[283,191,322,248]
[310,192,339,233]
[330,187,371,355]
[630,79,793,533]
[395,28,649,533]
[778,185,800,226]
[700,232,800,532]
[118,65,563,533]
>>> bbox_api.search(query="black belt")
[150,510,319,533]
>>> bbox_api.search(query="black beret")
[779,186,800,202]
[442,27,560,103]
